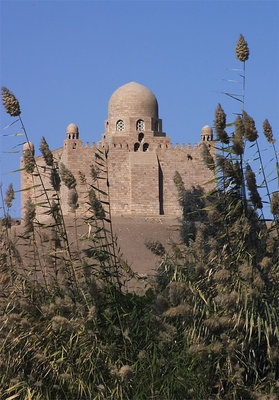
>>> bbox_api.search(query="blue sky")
[0,0,278,218]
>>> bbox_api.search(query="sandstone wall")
[21,136,215,223]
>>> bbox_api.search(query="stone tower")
[21,82,215,221]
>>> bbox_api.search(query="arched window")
[138,133,144,142]
[116,120,124,131]
[136,119,145,131]
[134,143,140,152]
[143,143,149,152]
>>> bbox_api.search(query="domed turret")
[66,123,79,140]
[201,125,213,141]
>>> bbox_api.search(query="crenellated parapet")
[20,82,216,221]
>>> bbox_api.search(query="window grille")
[116,120,125,131]
[136,119,145,131]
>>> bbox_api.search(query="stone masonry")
[20,82,215,221]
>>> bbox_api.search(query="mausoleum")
[21,82,215,221]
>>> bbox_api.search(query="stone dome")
[66,123,79,134]
[108,82,158,120]
[201,125,213,134]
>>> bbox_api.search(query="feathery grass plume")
[50,168,60,191]
[23,148,35,174]
[0,272,10,287]
[154,294,169,313]
[68,188,79,212]
[60,373,72,381]
[87,305,96,320]
[215,104,226,131]
[158,327,176,345]
[232,161,243,187]
[39,137,53,166]
[1,213,12,229]
[4,183,14,209]
[118,365,133,381]
[160,322,177,340]
[194,227,205,249]
[245,164,263,209]
[188,343,206,356]
[211,342,223,354]
[270,192,279,215]
[173,171,185,202]
[263,119,274,143]
[50,200,61,224]
[51,315,71,332]
[208,208,221,226]
[216,128,229,144]
[97,384,105,393]
[215,104,229,143]
[169,281,189,305]
[137,350,147,360]
[59,162,76,189]
[24,197,36,233]
[204,317,220,332]
[164,304,192,320]
[145,239,165,256]
[78,171,86,184]
[201,142,215,170]
[239,262,253,280]
[235,34,249,62]
[213,269,231,283]
[216,291,238,307]
[218,316,234,329]
[243,111,258,141]
[90,164,99,181]
[232,116,245,155]
[253,275,265,289]
[231,215,250,238]
[247,287,260,301]
[217,155,235,179]
[260,257,272,271]
[1,87,21,116]
[88,188,105,219]
[216,154,226,169]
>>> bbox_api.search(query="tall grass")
[0,90,202,399]
[152,35,279,400]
